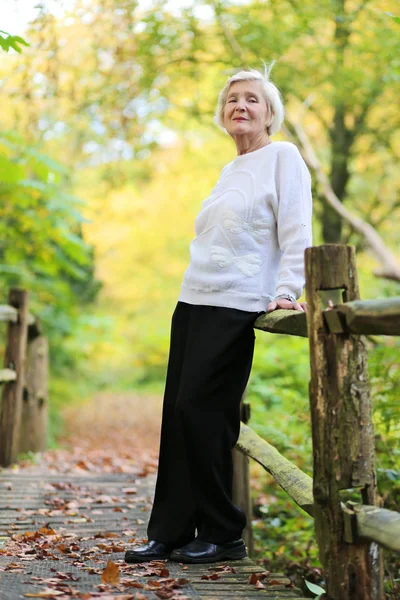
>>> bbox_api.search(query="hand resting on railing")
[267,297,307,313]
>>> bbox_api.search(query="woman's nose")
[235,99,246,111]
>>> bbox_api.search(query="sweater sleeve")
[274,144,313,300]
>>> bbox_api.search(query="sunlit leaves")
[0,30,29,53]
[0,131,101,376]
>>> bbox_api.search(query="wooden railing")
[0,289,48,466]
[2,247,399,599]
[234,244,400,600]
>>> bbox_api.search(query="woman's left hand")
[267,298,307,313]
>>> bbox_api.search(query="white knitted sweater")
[178,141,313,312]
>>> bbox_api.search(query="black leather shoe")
[170,538,247,563]
[124,540,172,563]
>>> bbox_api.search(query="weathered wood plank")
[254,310,307,338]
[0,305,18,323]
[0,305,36,326]
[233,397,254,555]
[324,296,400,336]
[305,244,383,600]
[237,423,314,516]
[239,422,400,554]
[0,467,308,599]
[0,290,29,466]
[20,335,48,453]
[346,502,400,553]
[0,368,17,383]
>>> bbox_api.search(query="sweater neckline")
[233,141,277,163]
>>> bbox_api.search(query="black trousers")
[147,301,260,546]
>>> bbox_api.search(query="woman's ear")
[265,103,274,130]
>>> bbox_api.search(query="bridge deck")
[0,465,307,599]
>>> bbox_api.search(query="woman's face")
[223,80,270,140]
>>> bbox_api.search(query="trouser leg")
[146,302,197,546]
[176,304,257,544]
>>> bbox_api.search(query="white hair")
[214,62,285,136]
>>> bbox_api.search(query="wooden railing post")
[20,333,48,453]
[305,244,383,600]
[233,395,254,555]
[0,289,29,466]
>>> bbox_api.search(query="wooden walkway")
[0,463,308,599]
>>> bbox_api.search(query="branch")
[284,118,400,282]
[211,1,247,65]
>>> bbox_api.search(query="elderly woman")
[125,65,312,564]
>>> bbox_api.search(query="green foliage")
[248,333,312,467]
[305,580,326,598]
[0,132,101,345]
[369,338,400,512]
[386,13,400,26]
[0,30,29,53]
[0,130,105,439]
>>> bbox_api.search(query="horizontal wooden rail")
[253,296,400,338]
[254,309,307,337]
[0,305,35,325]
[325,297,400,336]
[0,369,17,383]
[344,502,400,553]
[237,423,314,516]
[237,423,400,553]
[0,304,41,339]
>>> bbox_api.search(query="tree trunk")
[324,0,354,243]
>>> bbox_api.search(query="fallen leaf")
[122,488,137,494]
[201,573,220,580]
[101,559,120,584]
[38,527,57,536]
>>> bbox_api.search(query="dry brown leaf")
[248,572,259,585]
[101,559,120,584]
[38,527,57,536]
[122,487,137,494]
[201,573,220,580]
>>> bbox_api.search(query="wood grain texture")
[233,399,254,556]
[20,335,48,453]
[254,310,307,338]
[305,244,383,600]
[325,297,400,336]
[237,423,314,517]
[0,289,29,466]
[0,368,17,383]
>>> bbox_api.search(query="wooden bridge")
[1,244,400,600]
